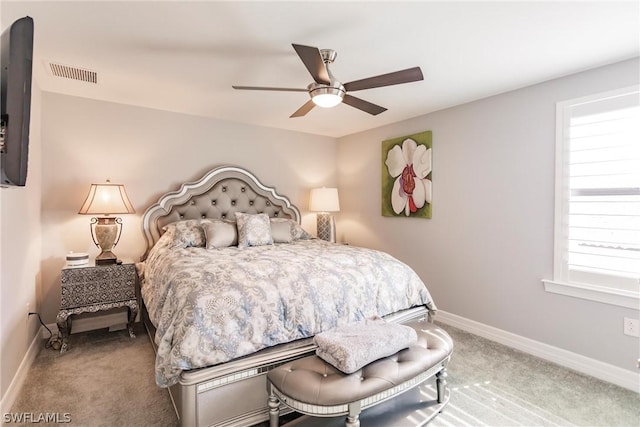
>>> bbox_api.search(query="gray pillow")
[270,219,293,243]
[292,221,313,240]
[202,220,238,249]
[270,218,313,241]
[163,219,206,248]
[235,212,274,248]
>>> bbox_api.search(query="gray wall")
[336,58,639,372]
[0,83,42,403]
[38,93,337,324]
[3,58,637,408]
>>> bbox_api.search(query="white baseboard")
[0,329,42,419]
[436,310,640,393]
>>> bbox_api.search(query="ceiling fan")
[232,44,424,118]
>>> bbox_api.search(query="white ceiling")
[2,1,638,138]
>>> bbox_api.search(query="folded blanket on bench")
[314,318,418,374]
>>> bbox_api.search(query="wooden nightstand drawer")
[60,263,136,309]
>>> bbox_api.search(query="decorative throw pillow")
[202,220,238,249]
[270,217,313,241]
[292,222,313,240]
[163,219,206,248]
[270,218,293,243]
[235,212,273,248]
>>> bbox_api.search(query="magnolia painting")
[382,131,432,218]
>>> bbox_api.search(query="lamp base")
[92,217,120,265]
[95,250,117,265]
[317,213,336,243]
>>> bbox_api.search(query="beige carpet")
[10,323,177,426]
[10,322,640,426]
[435,326,639,427]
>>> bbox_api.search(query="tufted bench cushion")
[267,320,453,427]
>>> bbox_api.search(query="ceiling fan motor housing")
[309,48,344,107]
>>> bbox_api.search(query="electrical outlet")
[623,317,639,337]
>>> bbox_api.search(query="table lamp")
[78,180,135,265]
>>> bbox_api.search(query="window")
[544,86,640,309]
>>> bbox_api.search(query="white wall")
[38,93,337,324]
[0,83,42,409]
[337,58,639,372]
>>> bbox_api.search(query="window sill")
[542,279,639,310]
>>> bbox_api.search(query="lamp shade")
[309,187,340,212]
[78,182,135,215]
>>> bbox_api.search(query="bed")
[138,165,436,427]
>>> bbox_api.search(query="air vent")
[48,62,98,84]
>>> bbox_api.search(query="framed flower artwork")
[381,130,432,218]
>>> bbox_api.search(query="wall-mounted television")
[1,16,34,187]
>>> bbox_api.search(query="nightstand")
[56,260,138,353]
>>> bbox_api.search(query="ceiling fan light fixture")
[233,44,423,117]
[310,86,345,108]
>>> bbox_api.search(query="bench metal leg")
[436,366,448,405]
[346,415,360,427]
[268,385,280,427]
[346,401,361,427]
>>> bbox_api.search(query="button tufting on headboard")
[141,166,301,260]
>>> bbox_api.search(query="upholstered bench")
[266,320,453,427]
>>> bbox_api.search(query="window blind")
[564,91,640,289]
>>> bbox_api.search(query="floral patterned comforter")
[142,235,435,387]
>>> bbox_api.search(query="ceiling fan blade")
[292,44,330,85]
[342,95,387,116]
[232,85,307,92]
[343,67,423,92]
[290,100,316,118]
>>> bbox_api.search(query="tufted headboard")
[140,165,301,260]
